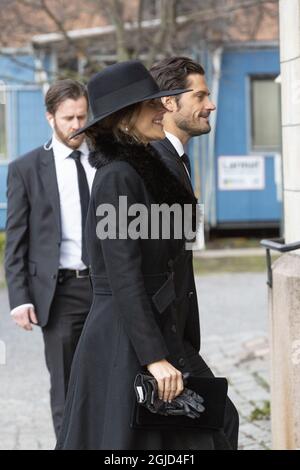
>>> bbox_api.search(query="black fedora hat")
[73,60,192,136]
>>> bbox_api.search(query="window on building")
[0,90,6,159]
[251,76,281,151]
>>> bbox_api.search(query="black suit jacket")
[151,138,194,194]
[151,138,201,351]
[5,145,62,327]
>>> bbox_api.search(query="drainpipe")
[206,47,223,229]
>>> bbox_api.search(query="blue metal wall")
[16,89,50,156]
[0,54,50,229]
[0,54,37,84]
[215,47,281,226]
[0,164,7,229]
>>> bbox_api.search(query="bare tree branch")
[181,0,278,26]
[0,0,279,83]
[38,0,74,47]
[146,0,177,66]
[133,0,146,58]
[102,0,131,60]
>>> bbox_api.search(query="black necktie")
[69,150,90,266]
[181,152,191,177]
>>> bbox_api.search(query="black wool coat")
[56,135,214,450]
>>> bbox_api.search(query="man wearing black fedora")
[5,79,95,438]
[56,60,236,450]
[150,56,239,449]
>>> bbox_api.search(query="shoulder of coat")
[8,146,43,171]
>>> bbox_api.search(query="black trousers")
[42,273,92,438]
[185,343,239,450]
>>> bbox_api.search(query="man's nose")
[72,117,80,129]
[206,99,216,111]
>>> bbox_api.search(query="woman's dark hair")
[150,56,205,103]
[45,79,88,115]
[85,102,144,147]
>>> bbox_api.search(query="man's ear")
[46,112,54,129]
[161,96,177,112]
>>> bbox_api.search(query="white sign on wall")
[218,156,265,191]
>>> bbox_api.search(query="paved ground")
[0,272,271,450]
[196,273,271,450]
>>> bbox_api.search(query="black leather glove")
[165,388,205,418]
[134,372,205,419]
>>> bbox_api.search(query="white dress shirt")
[11,134,96,316]
[165,131,204,250]
[52,135,96,271]
[164,131,190,177]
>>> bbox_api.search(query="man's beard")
[176,117,211,137]
[54,122,84,149]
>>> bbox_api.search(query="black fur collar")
[89,134,198,211]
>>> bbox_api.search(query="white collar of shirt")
[164,131,185,157]
[52,134,89,161]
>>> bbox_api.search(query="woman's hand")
[146,359,184,403]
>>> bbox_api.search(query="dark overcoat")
[56,135,219,450]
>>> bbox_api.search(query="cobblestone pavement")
[201,334,271,450]
[196,273,271,450]
[0,272,271,450]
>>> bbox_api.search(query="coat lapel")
[156,138,195,196]
[39,146,62,239]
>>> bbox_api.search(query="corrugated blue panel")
[215,48,281,224]
[16,90,50,156]
[0,88,50,229]
[0,165,7,197]
[0,210,6,229]
[0,55,36,84]
[0,164,8,229]
[216,49,280,156]
[0,52,52,228]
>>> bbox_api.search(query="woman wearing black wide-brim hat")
[55,61,217,450]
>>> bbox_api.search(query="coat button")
[178,358,185,367]
[171,324,177,334]
[188,291,194,298]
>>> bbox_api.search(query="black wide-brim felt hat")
[72,60,192,137]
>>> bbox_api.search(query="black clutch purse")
[131,373,228,430]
